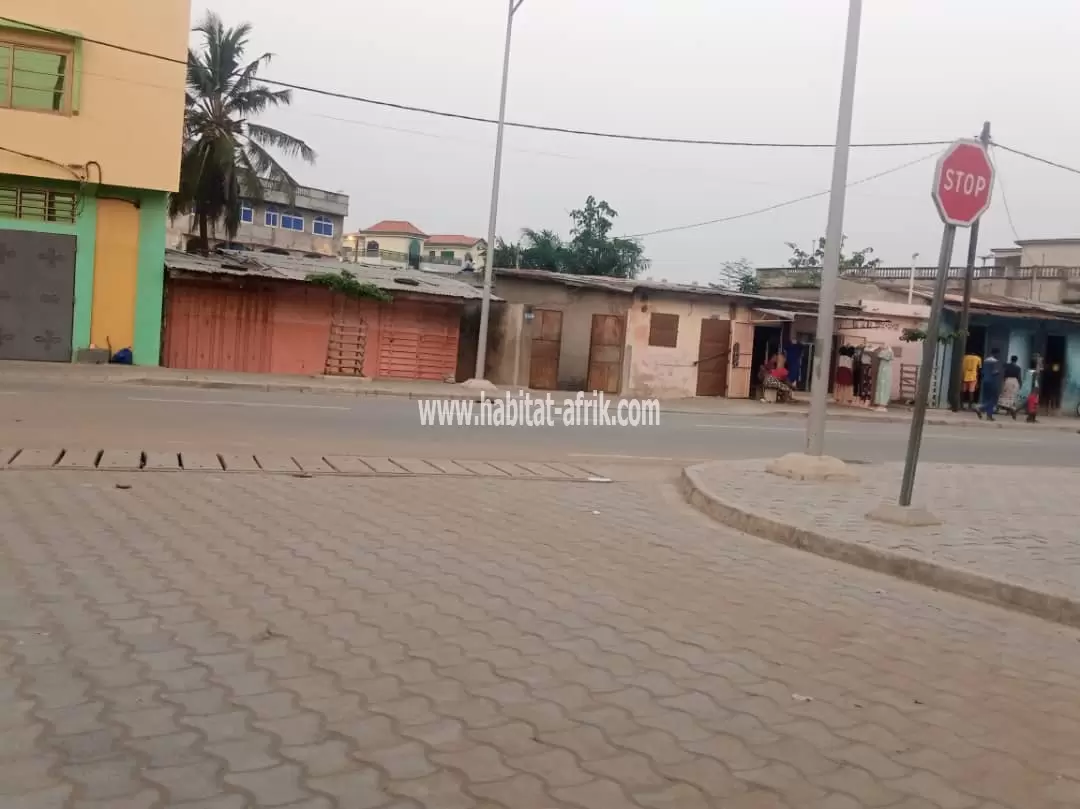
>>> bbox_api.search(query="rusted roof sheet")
[164,250,496,301]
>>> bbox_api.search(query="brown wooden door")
[528,309,562,390]
[726,321,756,398]
[586,313,625,394]
[696,318,730,396]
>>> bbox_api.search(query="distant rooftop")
[358,220,428,238]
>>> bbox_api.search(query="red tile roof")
[361,220,428,237]
[425,234,484,247]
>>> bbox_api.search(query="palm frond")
[247,124,315,163]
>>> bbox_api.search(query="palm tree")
[519,228,566,271]
[170,12,315,252]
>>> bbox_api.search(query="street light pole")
[806,0,863,456]
[473,0,524,381]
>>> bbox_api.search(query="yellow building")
[0,1,190,364]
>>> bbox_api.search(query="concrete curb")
[659,405,1080,432]
[128,377,485,400]
[678,464,1080,630]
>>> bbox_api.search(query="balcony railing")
[341,249,466,268]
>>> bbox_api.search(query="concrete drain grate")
[0,448,602,482]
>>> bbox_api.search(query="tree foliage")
[170,12,315,253]
[495,197,648,279]
[718,259,760,294]
[307,270,392,302]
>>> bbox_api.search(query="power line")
[0,15,949,150]
[993,142,1080,177]
[624,149,942,239]
[991,146,1022,241]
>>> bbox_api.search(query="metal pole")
[907,252,919,304]
[474,0,518,380]
[949,121,991,411]
[899,224,956,506]
[806,0,863,456]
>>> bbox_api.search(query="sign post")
[898,139,995,506]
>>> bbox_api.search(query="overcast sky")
[191,0,1080,281]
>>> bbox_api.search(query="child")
[1026,389,1039,423]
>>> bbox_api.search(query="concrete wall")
[624,293,740,399]
[488,303,528,388]
[1020,243,1080,267]
[493,277,630,391]
[0,2,190,192]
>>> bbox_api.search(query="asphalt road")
[1,378,1076,470]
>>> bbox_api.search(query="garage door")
[377,300,460,380]
[0,229,76,362]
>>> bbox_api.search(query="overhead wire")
[0,15,949,150]
[624,149,943,239]
[992,142,1080,177]
[990,145,1022,241]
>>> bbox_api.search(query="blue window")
[240,203,254,224]
[281,213,304,231]
[264,206,279,228]
[313,216,334,237]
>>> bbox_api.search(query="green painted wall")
[134,190,167,365]
[0,173,96,353]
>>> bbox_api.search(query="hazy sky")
[191,0,1080,281]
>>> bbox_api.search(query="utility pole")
[806,0,863,456]
[473,0,524,382]
[949,121,991,411]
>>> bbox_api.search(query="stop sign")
[931,139,995,227]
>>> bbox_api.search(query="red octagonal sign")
[932,139,995,227]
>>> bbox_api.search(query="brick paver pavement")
[691,460,1080,607]
[2,471,1080,808]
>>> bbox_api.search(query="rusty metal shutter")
[376,300,459,380]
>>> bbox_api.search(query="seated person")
[761,358,794,403]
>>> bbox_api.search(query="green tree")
[718,259,759,294]
[564,196,648,278]
[785,236,881,271]
[519,228,566,271]
[170,12,316,253]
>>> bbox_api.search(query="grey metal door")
[0,230,76,362]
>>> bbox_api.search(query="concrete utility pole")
[473,0,525,382]
[949,121,991,411]
[806,0,863,456]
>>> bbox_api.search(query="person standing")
[961,350,982,409]
[976,348,1004,421]
[999,354,1023,420]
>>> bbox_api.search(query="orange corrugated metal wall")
[163,281,274,372]
[269,286,334,375]
[163,279,460,380]
[376,300,460,380]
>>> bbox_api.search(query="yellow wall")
[90,199,140,350]
[0,0,190,192]
[356,233,422,256]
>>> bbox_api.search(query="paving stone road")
[2,472,1080,808]
[689,460,1080,608]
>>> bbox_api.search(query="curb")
[678,465,1080,630]
[659,406,1080,432]
[128,377,484,400]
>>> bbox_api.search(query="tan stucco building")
[0,0,190,365]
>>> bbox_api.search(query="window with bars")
[0,41,71,112]
[648,312,680,347]
[0,186,77,223]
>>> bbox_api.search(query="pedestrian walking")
[961,351,982,409]
[1000,354,1023,420]
[976,348,1003,421]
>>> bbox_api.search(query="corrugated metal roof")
[164,250,495,301]
[492,267,865,314]
[890,283,1080,321]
